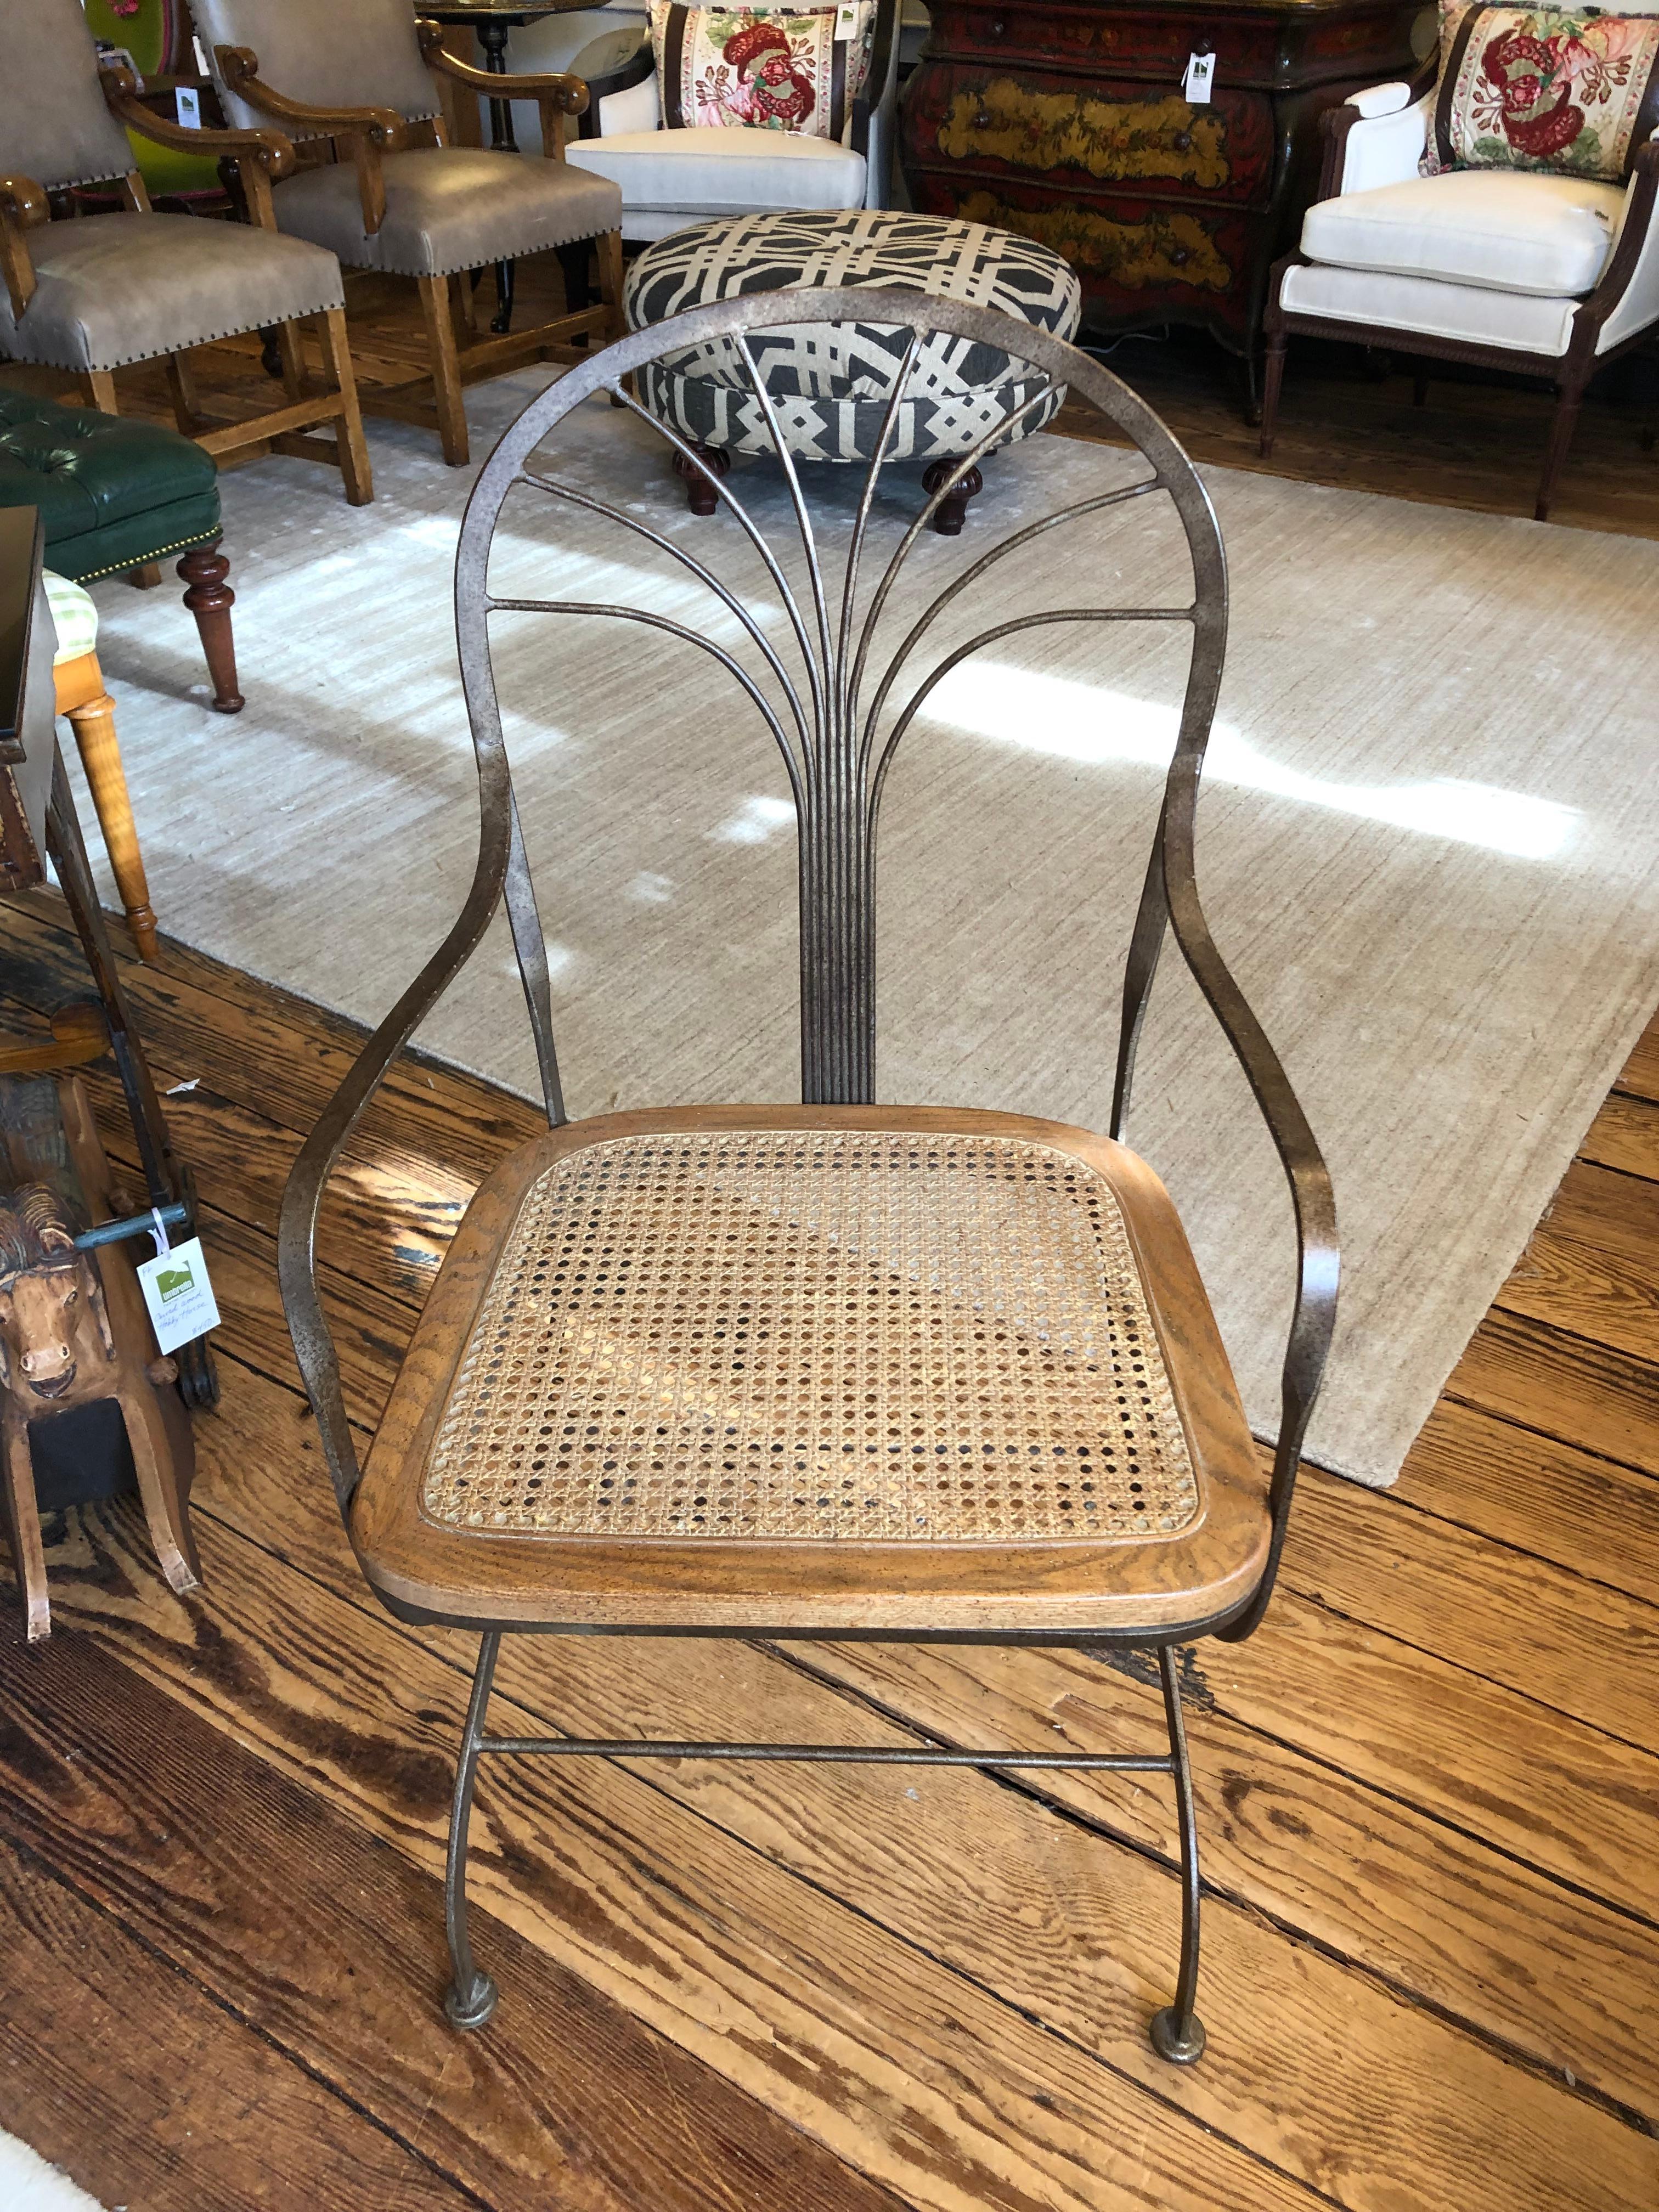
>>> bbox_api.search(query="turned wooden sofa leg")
[1260,333,1288,458]
[1536,382,1583,522]
[178,545,243,714]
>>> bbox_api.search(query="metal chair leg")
[444,1628,501,2029]
[1149,1644,1207,2064]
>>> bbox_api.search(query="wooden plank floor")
[0,884,1655,2212]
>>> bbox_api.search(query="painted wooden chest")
[900,0,1423,402]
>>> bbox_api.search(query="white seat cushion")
[1279,259,1580,357]
[1301,171,1622,298]
[566,127,865,216]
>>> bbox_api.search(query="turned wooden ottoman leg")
[63,674,160,963]
[923,458,984,535]
[673,443,731,516]
[178,545,243,714]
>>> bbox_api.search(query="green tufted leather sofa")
[0,388,220,585]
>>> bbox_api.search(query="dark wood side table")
[900,0,1421,413]
[421,0,595,332]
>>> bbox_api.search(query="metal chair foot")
[444,1970,499,2031]
[1149,2004,1206,2064]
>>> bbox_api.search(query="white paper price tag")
[1182,50,1216,103]
[137,1235,220,1356]
[176,86,202,128]
[836,0,872,40]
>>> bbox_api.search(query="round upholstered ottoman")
[624,210,1082,532]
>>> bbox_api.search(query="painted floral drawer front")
[953,185,1235,294]
[917,70,1275,204]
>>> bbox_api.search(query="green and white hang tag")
[836,1,873,41]
[1182,49,1216,102]
[136,1210,220,1356]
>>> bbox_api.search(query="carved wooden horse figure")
[0,1075,198,1640]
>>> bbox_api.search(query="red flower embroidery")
[1481,29,1586,160]
[722,20,815,126]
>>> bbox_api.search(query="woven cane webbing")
[422,1128,1200,1543]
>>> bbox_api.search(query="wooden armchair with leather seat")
[0,0,371,505]
[189,0,626,467]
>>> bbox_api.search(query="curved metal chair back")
[458,289,1225,1120]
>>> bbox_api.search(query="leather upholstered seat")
[270,145,623,278]
[0,209,345,372]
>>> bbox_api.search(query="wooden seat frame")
[279,291,1339,2066]
[0,66,371,504]
[211,24,624,470]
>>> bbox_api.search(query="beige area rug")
[65,368,1659,1488]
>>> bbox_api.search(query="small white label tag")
[176,85,202,128]
[1182,50,1215,103]
[137,1235,220,1355]
[836,0,871,40]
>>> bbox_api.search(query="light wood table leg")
[59,661,160,963]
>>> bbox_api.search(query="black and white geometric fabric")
[625,210,1082,462]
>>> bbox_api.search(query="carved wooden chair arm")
[100,63,298,204]
[213,46,408,146]
[214,46,407,234]
[0,172,49,319]
[416,20,590,155]
[416,22,590,111]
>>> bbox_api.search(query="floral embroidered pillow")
[1429,4,1659,179]
[650,2,874,144]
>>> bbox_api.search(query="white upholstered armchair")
[552,0,903,243]
[1261,35,1659,520]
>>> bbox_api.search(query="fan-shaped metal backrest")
[453,285,1231,1143]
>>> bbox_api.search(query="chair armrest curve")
[100,64,297,179]
[416,21,590,114]
[279,720,520,1528]
[0,173,48,320]
[214,46,408,148]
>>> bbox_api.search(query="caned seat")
[267,147,624,281]
[354,1108,1268,1635]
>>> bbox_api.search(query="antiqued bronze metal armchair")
[280,289,1338,2064]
